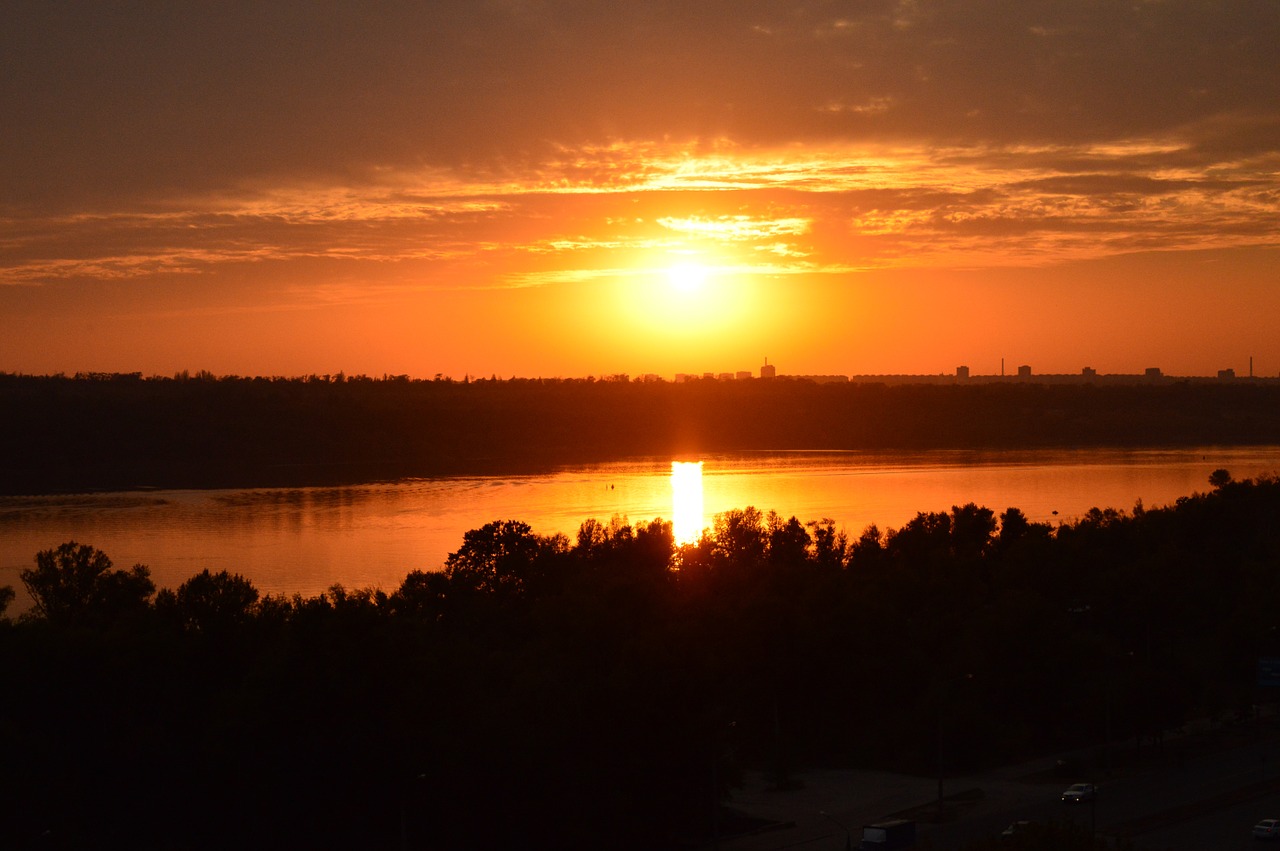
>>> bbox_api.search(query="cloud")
[4,129,1278,293]
[656,216,811,241]
[6,2,1277,204]
[1,1,1277,307]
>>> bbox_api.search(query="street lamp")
[819,811,854,851]
[936,671,975,820]
[400,773,426,851]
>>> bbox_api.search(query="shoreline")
[6,439,1280,498]
[7,375,1280,496]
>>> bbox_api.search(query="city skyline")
[22,355,1277,384]
[4,2,1279,379]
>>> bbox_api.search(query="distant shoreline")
[5,373,1280,496]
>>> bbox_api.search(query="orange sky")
[3,2,1279,379]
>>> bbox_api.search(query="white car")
[1254,819,1280,839]
[1061,783,1096,803]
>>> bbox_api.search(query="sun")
[667,262,709,295]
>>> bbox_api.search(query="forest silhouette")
[4,473,1280,849]
[4,371,1280,493]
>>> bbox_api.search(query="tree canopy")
[19,540,154,627]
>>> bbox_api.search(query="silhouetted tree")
[576,515,630,552]
[673,533,717,590]
[154,568,259,634]
[444,519,569,597]
[998,506,1031,542]
[0,584,12,622]
[766,511,810,567]
[848,523,885,570]
[631,518,676,575]
[389,568,452,619]
[886,510,952,565]
[574,515,674,593]
[1209,467,1232,488]
[20,541,154,626]
[712,506,767,566]
[807,518,847,571]
[950,502,997,560]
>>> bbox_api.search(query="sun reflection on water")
[671,461,705,545]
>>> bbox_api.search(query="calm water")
[3,447,1279,611]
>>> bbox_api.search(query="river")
[3,447,1279,611]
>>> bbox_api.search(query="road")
[720,725,1280,851]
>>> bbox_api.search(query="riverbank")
[6,373,1280,495]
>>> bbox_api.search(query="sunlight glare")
[667,262,708,295]
[671,461,705,546]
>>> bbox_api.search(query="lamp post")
[710,720,737,851]
[400,773,426,851]
[936,671,975,822]
[819,811,854,851]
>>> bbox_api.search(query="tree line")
[5,371,1280,493]
[3,472,1279,849]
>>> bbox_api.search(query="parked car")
[1001,820,1033,837]
[1061,783,1096,803]
[1254,818,1280,839]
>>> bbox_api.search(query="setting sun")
[667,262,709,295]
[612,262,767,361]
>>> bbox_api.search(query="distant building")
[846,367,1276,386]
[668,361,1275,388]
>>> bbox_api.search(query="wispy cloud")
[5,132,1275,292]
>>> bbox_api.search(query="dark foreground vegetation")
[4,472,1280,849]
[5,371,1280,493]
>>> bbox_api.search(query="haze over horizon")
[4,2,1278,380]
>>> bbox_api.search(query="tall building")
[760,357,777,379]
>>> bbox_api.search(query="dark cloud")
[1008,174,1240,195]
[5,0,1277,211]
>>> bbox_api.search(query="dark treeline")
[5,371,1280,493]
[3,473,1280,849]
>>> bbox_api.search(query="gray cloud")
[5,0,1277,212]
